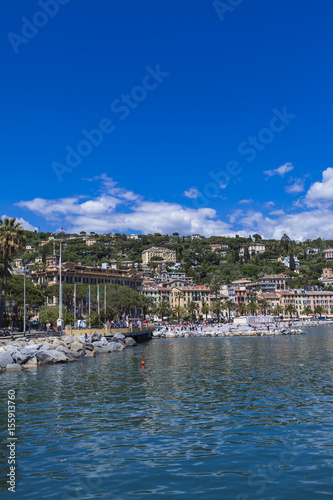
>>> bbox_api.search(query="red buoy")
[141,360,145,365]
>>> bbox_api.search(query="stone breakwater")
[0,333,137,373]
[153,325,306,339]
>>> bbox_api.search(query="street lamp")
[6,300,15,338]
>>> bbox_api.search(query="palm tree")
[272,304,283,317]
[0,218,25,327]
[302,305,313,316]
[140,296,155,320]
[187,301,198,322]
[314,305,326,319]
[259,299,270,316]
[175,291,184,307]
[202,304,210,321]
[223,299,236,320]
[285,304,297,318]
[247,300,259,316]
[236,302,247,316]
[211,299,222,322]
[154,298,172,321]
[173,305,184,322]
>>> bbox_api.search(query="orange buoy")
[153,343,155,346]
[169,343,172,346]
[141,360,145,365]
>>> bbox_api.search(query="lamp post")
[23,267,27,337]
[6,300,16,339]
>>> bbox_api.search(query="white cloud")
[264,162,294,178]
[1,215,38,232]
[285,178,305,194]
[238,199,253,204]
[264,201,275,208]
[269,209,285,216]
[17,177,235,237]
[305,167,333,207]
[16,173,333,240]
[183,187,201,199]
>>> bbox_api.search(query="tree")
[173,305,184,322]
[187,301,198,322]
[0,218,26,327]
[314,305,326,318]
[155,298,172,321]
[259,299,271,316]
[285,304,297,318]
[272,304,283,316]
[244,246,250,262]
[223,299,236,319]
[289,254,296,272]
[140,296,155,320]
[253,234,262,242]
[211,299,222,322]
[246,300,259,316]
[202,304,210,320]
[302,305,313,316]
[281,234,291,253]
[236,302,247,316]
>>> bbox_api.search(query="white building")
[239,243,266,257]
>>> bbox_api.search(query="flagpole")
[74,284,76,322]
[97,284,100,319]
[88,284,91,328]
[104,284,106,324]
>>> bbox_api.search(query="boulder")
[68,341,85,358]
[94,345,111,353]
[6,364,22,372]
[22,357,38,369]
[36,349,69,363]
[4,345,19,356]
[83,343,94,351]
[113,333,125,340]
[11,351,31,365]
[0,351,13,369]
[125,337,137,347]
[56,347,77,360]
[109,342,126,352]
[84,350,96,358]
[91,332,102,342]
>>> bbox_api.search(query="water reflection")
[0,328,333,499]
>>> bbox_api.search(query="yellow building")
[142,247,176,264]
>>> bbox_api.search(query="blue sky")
[1,0,333,239]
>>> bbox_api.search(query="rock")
[109,342,125,352]
[0,346,6,353]
[94,345,111,353]
[93,339,108,348]
[4,345,19,356]
[56,347,77,360]
[84,350,96,358]
[0,351,13,369]
[22,357,38,369]
[11,351,30,365]
[68,341,85,358]
[125,337,137,347]
[91,332,102,342]
[83,343,94,351]
[36,349,69,363]
[113,333,125,340]
[6,364,22,372]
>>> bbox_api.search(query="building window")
[91,278,96,284]
[98,279,104,284]
[83,278,88,284]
